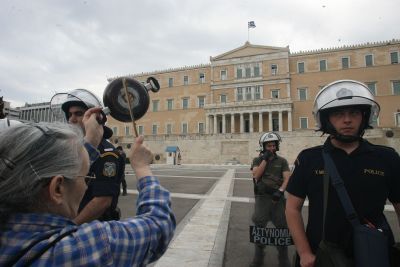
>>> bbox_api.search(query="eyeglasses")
[40,175,96,187]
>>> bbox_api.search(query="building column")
[222,114,226,134]
[240,113,244,133]
[288,110,292,131]
[258,112,263,132]
[205,115,209,134]
[249,112,254,133]
[269,112,273,131]
[214,114,218,134]
[279,111,283,132]
[231,113,235,133]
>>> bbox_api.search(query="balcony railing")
[204,97,292,109]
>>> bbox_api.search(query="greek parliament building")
[105,40,400,164]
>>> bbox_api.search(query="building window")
[168,77,173,87]
[237,68,242,78]
[341,57,350,69]
[220,94,227,103]
[254,66,260,77]
[112,127,118,135]
[152,124,157,135]
[152,100,159,112]
[125,126,130,136]
[300,117,308,129]
[392,80,400,95]
[245,87,252,100]
[298,62,305,73]
[365,54,373,67]
[138,125,144,135]
[271,89,280,99]
[298,88,307,101]
[182,98,189,109]
[237,88,243,101]
[271,64,277,75]
[319,59,327,71]
[167,99,173,110]
[396,113,400,127]
[245,67,251,78]
[366,82,377,95]
[221,70,227,80]
[166,124,172,134]
[198,122,205,134]
[390,51,399,64]
[182,123,188,134]
[199,73,205,83]
[184,75,189,85]
[255,86,261,100]
[198,96,205,108]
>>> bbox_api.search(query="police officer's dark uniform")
[286,80,400,266]
[79,138,123,221]
[116,146,127,196]
[287,138,400,257]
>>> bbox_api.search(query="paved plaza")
[117,164,400,267]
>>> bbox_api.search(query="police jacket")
[287,138,400,252]
[79,138,122,215]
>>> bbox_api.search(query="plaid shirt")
[0,176,175,267]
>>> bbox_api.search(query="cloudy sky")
[1,0,399,107]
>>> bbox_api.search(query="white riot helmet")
[313,80,380,141]
[60,89,103,121]
[259,132,282,151]
[0,118,22,131]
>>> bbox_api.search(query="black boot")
[250,245,265,267]
[277,246,290,267]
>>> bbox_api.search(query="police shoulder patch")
[103,162,117,177]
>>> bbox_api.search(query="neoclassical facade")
[106,40,400,141]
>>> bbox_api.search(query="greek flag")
[248,21,256,28]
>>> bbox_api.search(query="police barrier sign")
[249,226,294,246]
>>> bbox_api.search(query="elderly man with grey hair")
[0,109,175,266]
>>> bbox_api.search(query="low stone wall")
[115,128,400,165]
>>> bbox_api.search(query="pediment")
[211,42,289,61]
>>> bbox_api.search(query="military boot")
[277,246,290,267]
[249,245,265,267]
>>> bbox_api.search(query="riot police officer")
[286,80,400,267]
[61,89,123,224]
[250,132,291,267]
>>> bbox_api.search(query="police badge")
[103,162,116,177]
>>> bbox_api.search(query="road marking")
[125,190,395,211]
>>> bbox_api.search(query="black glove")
[272,189,284,202]
[261,150,274,162]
